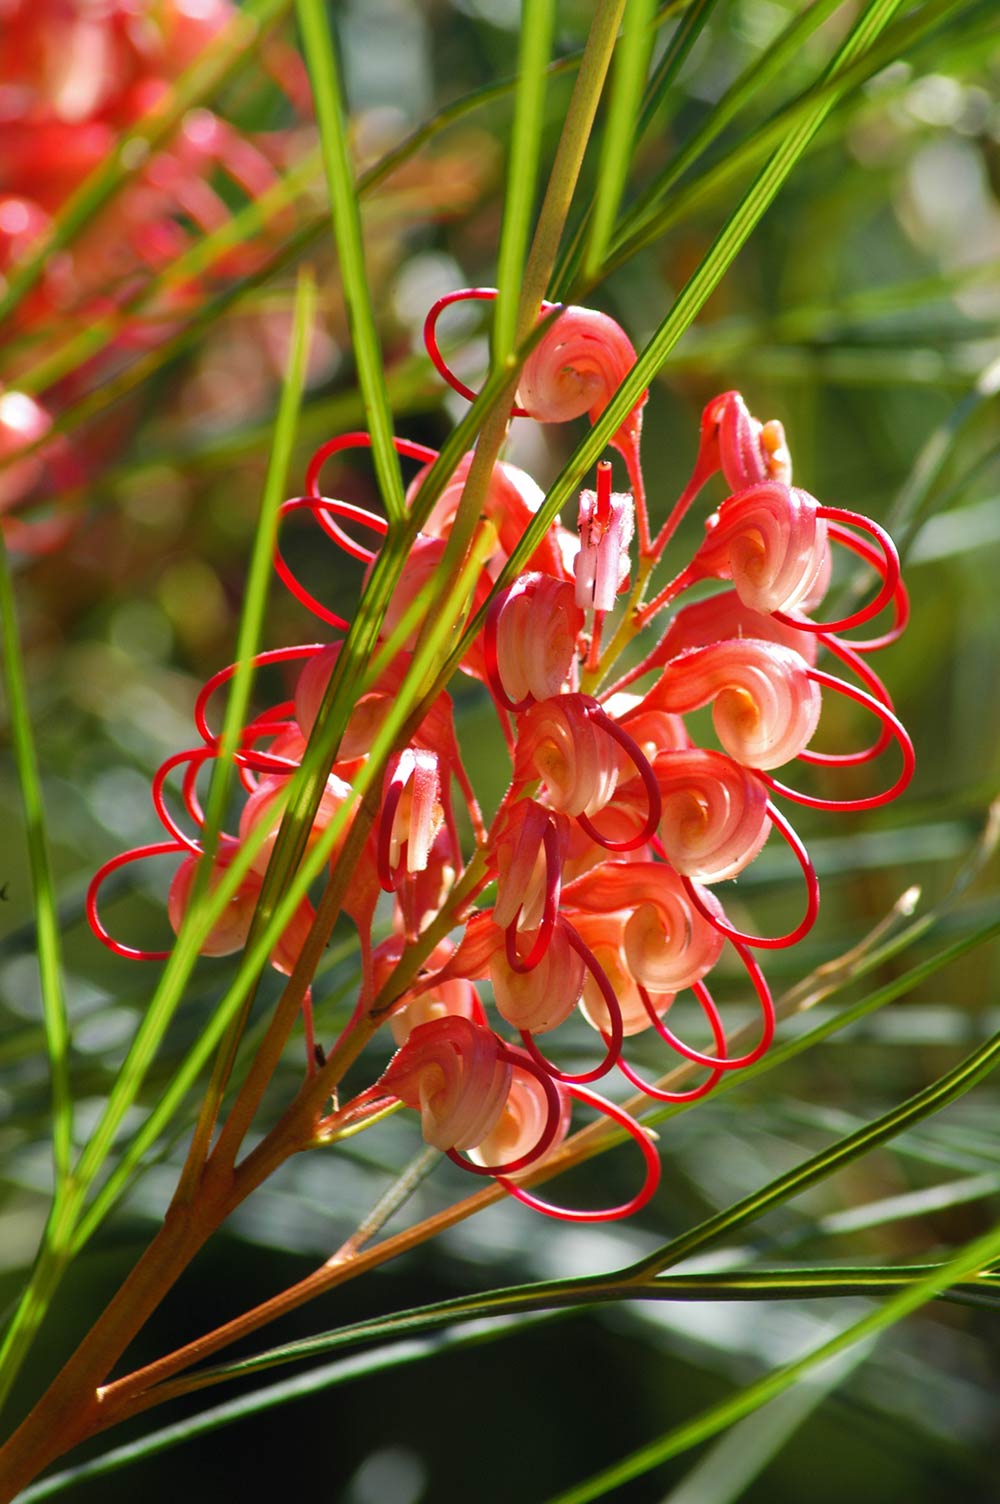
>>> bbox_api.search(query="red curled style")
[304,430,436,556]
[422,287,556,415]
[615,983,727,1103]
[276,433,437,622]
[152,747,217,853]
[194,645,323,745]
[677,799,819,950]
[799,634,894,767]
[757,668,916,812]
[576,704,661,852]
[496,1084,661,1224]
[518,923,624,1086]
[636,940,775,1072]
[503,815,565,973]
[772,508,902,636]
[87,840,189,961]
[447,1046,566,1177]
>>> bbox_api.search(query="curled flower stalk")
[85,285,914,1239]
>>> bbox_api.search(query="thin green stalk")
[598,0,970,288]
[619,0,846,252]
[295,0,405,526]
[582,0,658,280]
[625,1008,1000,1283]
[0,549,71,1183]
[0,536,73,1408]
[175,268,317,1196]
[493,0,558,361]
[545,1219,1000,1503]
[551,0,720,298]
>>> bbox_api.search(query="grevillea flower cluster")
[89,289,913,1221]
[0,0,307,549]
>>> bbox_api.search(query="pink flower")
[375,1017,512,1153]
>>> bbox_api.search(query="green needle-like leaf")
[295,0,405,525]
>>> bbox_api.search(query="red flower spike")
[496,1084,661,1224]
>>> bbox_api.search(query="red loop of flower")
[518,923,624,1086]
[503,816,564,973]
[811,529,910,653]
[674,799,819,950]
[772,508,901,635]
[87,840,188,961]
[575,703,661,852]
[799,633,893,767]
[152,747,216,853]
[758,668,916,812]
[232,707,301,794]
[635,938,775,1071]
[274,502,354,628]
[422,287,556,416]
[496,1084,661,1223]
[281,493,388,568]
[306,430,438,502]
[194,645,323,744]
[614,982,727,1103]
[446,1044,565,1177]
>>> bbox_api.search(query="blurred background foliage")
[1,0,999,1500]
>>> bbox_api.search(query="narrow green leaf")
[544,1219,1000,1503]
[294,0,405,525]
[601,0,971,286]
[659,1341,871,1504]
[177,267,317,1172]
[583,0,658,279]
[0,550,71,1182]
[493,0,558,360]
[619,0,846,253]
[626,981,1000,1281]
[551,0,721,298]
